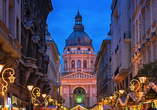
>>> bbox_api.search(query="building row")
[0,0,62,109]
[95,0,157,103]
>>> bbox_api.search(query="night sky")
[47,0,112,67]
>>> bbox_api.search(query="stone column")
[70,94,73,108]
[85,94,89,108]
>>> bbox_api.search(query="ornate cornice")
[141,7,146,15]
[145,0,150,8]
[132,0,145,21]
[151,21,156,28]
[146,28,151,34]
[142,34,146,40]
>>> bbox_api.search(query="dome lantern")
[65,9,93,47]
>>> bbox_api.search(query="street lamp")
[27,85,34,110]
[119,88,125,95]
[42,94,47,98]
[0,64,16,109]
[27,85,34,91]
[138,75,147,92]
[109,96,113,100]
[109,96,113,108]
[0,64,4,72]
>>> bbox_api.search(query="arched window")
[77,60,81,68]
[72,60,75,68]
[64,60,67,69]
[83,60,87,68]
[91,60,94,68]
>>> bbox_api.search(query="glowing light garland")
[113,91,120,99]
[31,87,41,103]
[115,82,157,108]
[1,68,15,96]
[45,95,53,103]
[130,79,140,92]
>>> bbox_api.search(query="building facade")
[131,0,157,78]
[0,0,64,109]
[0,0,22,109]
[94,37,113,102]
[61,10,97,109]
[45,24,63,102]
[110,0,157,93]
[110,0,133,92]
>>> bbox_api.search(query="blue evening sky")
[47,0,112,67]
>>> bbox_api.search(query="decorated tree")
[137,60,157,82]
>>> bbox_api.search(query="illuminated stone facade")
[61,10,97,109]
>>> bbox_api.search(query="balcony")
[123,31,131,43]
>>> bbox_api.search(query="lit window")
[72,60,75,68]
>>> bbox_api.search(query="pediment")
[62,72,96,79]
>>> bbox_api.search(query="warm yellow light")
[138,76,147,84]
[0,64,4,72]
[42,94,47,98]
[109,96,113,100]
[119,89,125,94]
[130,85,135,91]
[27,85,34,91]
[8,75,15,83]
[36,91,41,97]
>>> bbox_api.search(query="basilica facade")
[61,10,97,109]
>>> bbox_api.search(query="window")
[78,48,80,50]
[136,0,137,9]
[68,48,70,51]
[91,60,94,68]
[154,45,156,60]
[83,60,87,68]
[64,60,67,69]
[143,17,145,34]
[78,37,81,43]
[16,18,19,42]
[148,50,151,61]
[77,60,81,68]
[144,54,146,63]
[125,77,128,88]
[123,80,124,88]
[118,26,121,41]
[139,16,141,40]
[153,2,156,22]
[136,20,138,44]
[72,60,75,68]
[148,11,150,28]
[3,0,6,24]
[130,73,132,81]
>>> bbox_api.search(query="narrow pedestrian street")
[1,0,157,110]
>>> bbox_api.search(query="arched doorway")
[73,87,86,107]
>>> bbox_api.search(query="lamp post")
[138,75,147,92]
[109,95,113,108]
[0,64,16,109]
[27,85,34,110]
[42,93,47,108]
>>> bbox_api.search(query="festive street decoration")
[1,68,15,96]
[130,79,140,92]
[32,87,41,103]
